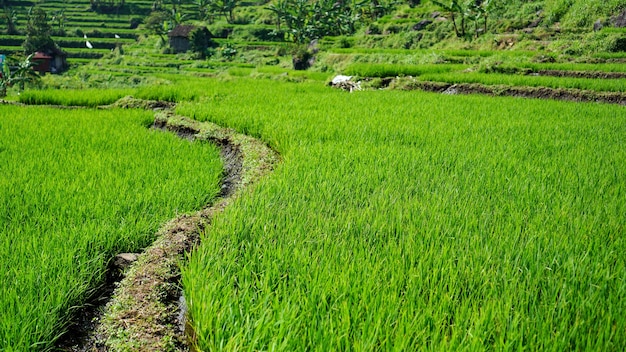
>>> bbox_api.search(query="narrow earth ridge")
[394,80,626,105]
[50,98,279,351]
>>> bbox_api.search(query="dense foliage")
[22,8,56,54]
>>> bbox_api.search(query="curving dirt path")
[41,98,280,351]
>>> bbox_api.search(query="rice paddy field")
[163,78,626,350]
[417,72,626,93]
[1,0,626,349]
[0,66,624,349]
[0,105,223,350]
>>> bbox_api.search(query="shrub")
[129,17,142,29]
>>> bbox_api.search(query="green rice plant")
[0,105,223,350]
[420,72,626,92]
[135,82,203,102]
[328,47,423,55]
[18,88,134,106]
[328,48,535,59]
[343,63,467,77]
[177,78,626,351]
[514,62,626,73]
[255,66,333,81]
[228,67,254,77]
[443,49,535,58]
[592,51,626,59]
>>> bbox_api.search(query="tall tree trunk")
[451,12,459,37]
[484,14,488,34]
[460,14,465,37]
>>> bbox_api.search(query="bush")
[190,27,215,59]
[129,17,142,29]
[292,47,313,70]
[337,36,354,49]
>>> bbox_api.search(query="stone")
[527,18,542,29]
[413,20,433,31]
[612,10,626,27]
[594,19,604,31]
[113,253,139,269]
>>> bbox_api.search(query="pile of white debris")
[329,75,361,92]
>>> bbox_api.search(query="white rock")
[331,75,353,85]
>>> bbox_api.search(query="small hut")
[168,25,196,53]
[32,47,67,74]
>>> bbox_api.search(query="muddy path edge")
[381,78,626,105]
[44,97,280,351]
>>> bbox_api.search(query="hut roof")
[33,52,53,60]
[168,25,196,38]
[34,47,67,58]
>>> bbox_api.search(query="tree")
[2,2,19,35]
[431,0,497,39]
[169,7,188,26]
[207,0,239,24]
[431,0,465,37]
[0,54,41,97]
[266,0,289,31]
[361,0,396,21]
[189,27,214,58]
[151,0,164,10]
[266,0,362,44]
[194,0,211,20]
[169,0,188,12]
[51,10,66,35]
[478,0,497,35]
[22,8,56,55]
[145,10,171,44]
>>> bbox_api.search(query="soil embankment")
[54,98,279,351]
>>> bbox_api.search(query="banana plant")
[51,9,66,33]
[431,0,465,37]
[194,0,210,20]
[0,54,41,97]
[432,0,497,39]
[169,7,188,26]
[266,0,289,31]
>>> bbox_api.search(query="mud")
[52,100,277,351]
[55,267,119,351]
[212,138,243,198]
[532,70,626,79]
[402,80,626,105]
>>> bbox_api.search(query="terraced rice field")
[0,0,152,62]
[1,0,625,348]
[172,78,626,350]
[417,72,626,93]
[0,105,223,350]
[3,71,625,350]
